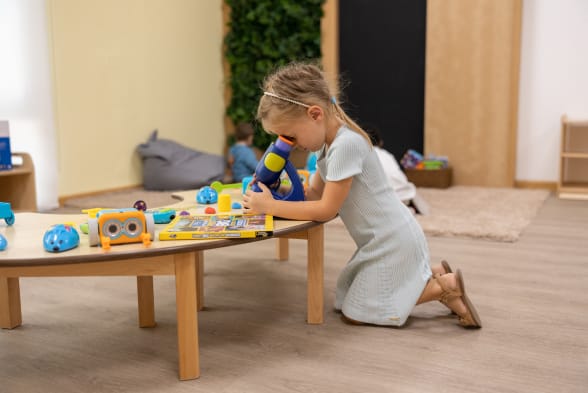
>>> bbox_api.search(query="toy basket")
[404,167,452,188]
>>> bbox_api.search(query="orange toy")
[88,209,155,250]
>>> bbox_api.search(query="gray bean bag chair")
[137,130,225,190]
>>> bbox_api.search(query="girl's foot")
[434,271,482,328]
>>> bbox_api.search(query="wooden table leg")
[0,277,22,329]
[195,251,204,311]
[174,252,200,380]
[137,276,155,327]
[276,238,289,261]
[306,225,324,324]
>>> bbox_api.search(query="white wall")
[0,0,59,210]
[516,0,588,182]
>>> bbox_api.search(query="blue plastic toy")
[43,224,80,253]
[306,152,318,172]
[149,208,176,224]
[196,186,218,204]
[306,152,317,185]
[0,202,15,226]
[0,233,7,251]
[242,175,253,194]
[251,136,305,201]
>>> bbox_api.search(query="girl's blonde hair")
[256,61,372,146]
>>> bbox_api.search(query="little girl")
[242,62,481,328]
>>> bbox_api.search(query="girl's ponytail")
[331,99,372,147]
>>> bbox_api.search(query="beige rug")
[415,186,551,242]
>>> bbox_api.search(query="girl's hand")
[243,182,273,214]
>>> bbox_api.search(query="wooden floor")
[1,196,587,392]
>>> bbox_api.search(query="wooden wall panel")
[425,0,522,186]
[321,0,339,92]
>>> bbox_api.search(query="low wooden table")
[0,190,324,380]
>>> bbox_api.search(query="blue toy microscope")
[250,136,305,201]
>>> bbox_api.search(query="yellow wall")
[49,0,225,196]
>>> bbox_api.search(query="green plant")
[224,0,325,150]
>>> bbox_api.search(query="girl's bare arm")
[305,168,325,201]
[243,176,352,222]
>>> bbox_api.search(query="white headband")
[263,91,310,108]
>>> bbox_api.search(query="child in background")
[228,123,258,182]
[366,126,429,215]
[243,62,481,328]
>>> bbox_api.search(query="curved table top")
[0,190,321,267]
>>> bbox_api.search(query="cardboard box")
[0,121,12,170]
[405,167,452,188]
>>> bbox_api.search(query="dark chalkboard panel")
[339,0,427,161]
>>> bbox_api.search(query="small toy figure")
[179,210,190,216]
[88,209,154,250]
[0,233,7,251]
[43,224,80,253]
[204,207,216,214]
[0,202,15,226]
[197,186,218,204]
[134,200,147,211]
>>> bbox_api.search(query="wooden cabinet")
[0,152,37,211]
[558,115,588,200]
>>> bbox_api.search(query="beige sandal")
[439,260,455,313]
[441,260,453,274]
[435,273,454,312]
[434,270,482,328]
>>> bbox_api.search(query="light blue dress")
[316,126,431,326]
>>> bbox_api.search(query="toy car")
[43,224,80,253]
[0,202,15,226]
[148,208,176,224]
[88,209,154,250]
